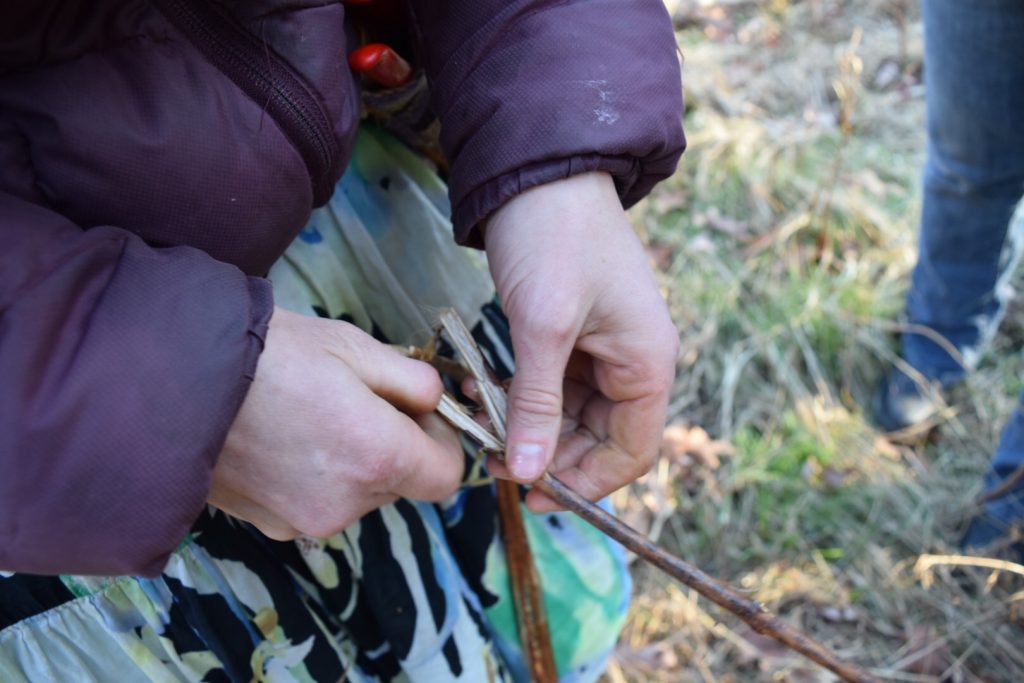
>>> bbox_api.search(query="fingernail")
[510,443,546,480]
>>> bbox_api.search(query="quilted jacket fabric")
[0,0,684,576]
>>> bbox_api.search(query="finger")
[597,365,672,470]
[524,388,667,513]
[564,351,595,389]
[525,488,564,513]
[580,311,678,405]
[576,329,675,486]
[373,394,466,501]
[485,454,512,480]
[416,411,462,456]
[524,421,602,511]
[548,394,667,506]
[504,324,576,482]
[323,320,444,414]
[460,377,480,403]
[562,376,597,421]
[551,421,603,473]
[524,441,636,513]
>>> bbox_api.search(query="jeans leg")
[984,397,1024,513]
[902,0,1024,386]
[962,395,1024,549]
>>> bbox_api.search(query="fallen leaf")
[901,625,954,677]
[661,424,733,470]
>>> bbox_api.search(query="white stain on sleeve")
[578,79,620,125]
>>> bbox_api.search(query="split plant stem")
[435,309,879,683]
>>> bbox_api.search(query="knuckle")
[626,448,656,479]
[514,294,579,345]
[649,320,681,365]
[608,357,673,399]
[421,465,464,503]
[535,316,576,347]
[611,443,658,484]
[413,365,445,407]
[635,447,659,474]
[643,333,680,393]
[652,360,678,395]
[352,448,403,491]
[291,501,361,539]
[325,319,371,366]
[509,384,563,422]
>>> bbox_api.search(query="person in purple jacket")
[0,0,685,680]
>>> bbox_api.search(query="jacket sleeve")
[0,193,272,577]
[407,0,686,246]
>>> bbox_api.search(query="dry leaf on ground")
[661,424,734,470]
[900,625,955,679]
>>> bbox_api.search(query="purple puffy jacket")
[0,0,684,576]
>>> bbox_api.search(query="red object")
[348,43,412,88]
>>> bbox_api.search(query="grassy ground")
[608,1,1024,681]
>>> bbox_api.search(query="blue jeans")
[905,0,1024,523]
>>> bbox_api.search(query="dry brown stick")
[496,477,559,683]
[535,474,877,683]
[437,312,556,682]
[435,309,879,683]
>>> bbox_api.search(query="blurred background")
[608,1,1024,680]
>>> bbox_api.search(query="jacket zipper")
[154,0,340,205]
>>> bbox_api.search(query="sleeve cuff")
[453,152,672,248]
[243,276,274,381]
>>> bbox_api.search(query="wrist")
[482,171,616,250]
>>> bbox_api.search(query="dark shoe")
[960,512,1024,563]
[871,366,946,433]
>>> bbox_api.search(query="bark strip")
[496,477,558,683]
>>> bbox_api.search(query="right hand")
[209,307,464,540]
[482,173,678,511]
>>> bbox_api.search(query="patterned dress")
[0,127,630,683]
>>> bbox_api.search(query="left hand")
[483,172,679,511]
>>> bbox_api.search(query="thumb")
[323,318,444,415]
[504,330,573,482]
